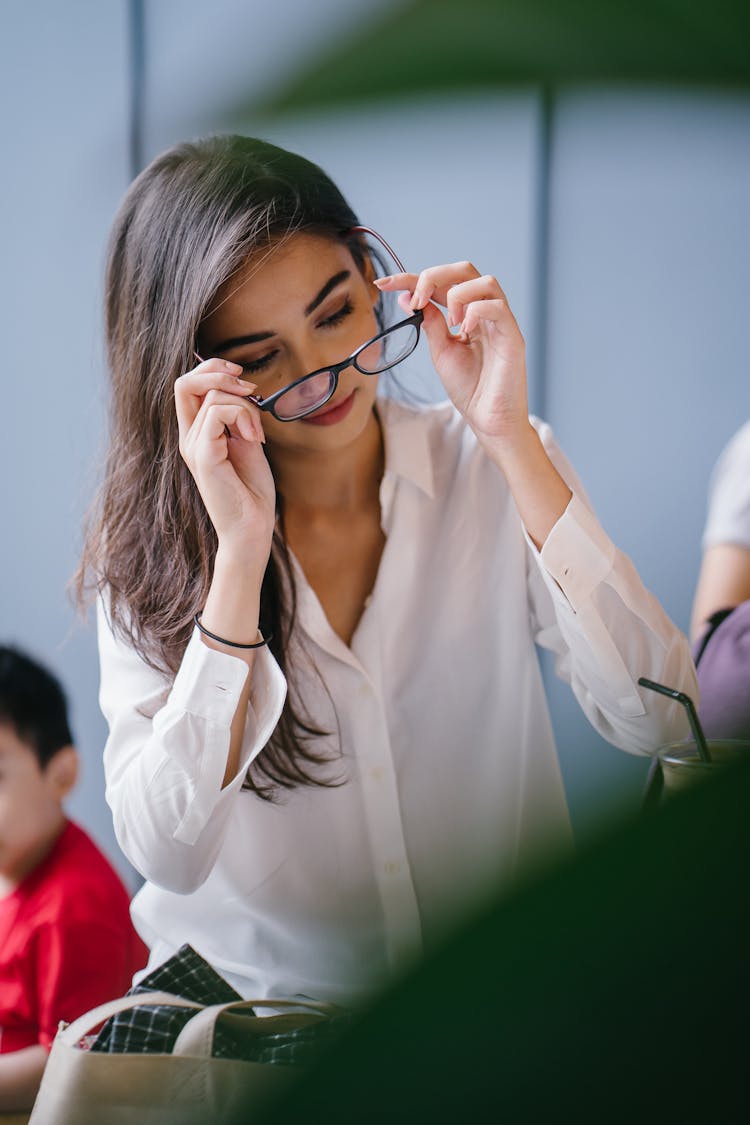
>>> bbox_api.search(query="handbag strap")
[172,998,339,1059]
[55,991,203,1047]
[57,991,339,1056]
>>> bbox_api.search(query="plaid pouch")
[90,944,352,1065]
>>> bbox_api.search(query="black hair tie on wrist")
[194,612,272,649]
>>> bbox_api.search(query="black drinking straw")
[638,677,712,763]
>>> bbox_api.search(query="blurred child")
[0,645,147,1112]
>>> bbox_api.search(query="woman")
[80,135,695,1004]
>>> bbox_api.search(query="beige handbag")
[28,989,335,1125]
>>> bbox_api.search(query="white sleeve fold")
[97,598,287,893]
[525,423,698,754]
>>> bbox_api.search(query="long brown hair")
[77,135,375,798]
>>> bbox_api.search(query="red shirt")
[0,820,148,1052]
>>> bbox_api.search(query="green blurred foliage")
[255,0,750,115]
[254,756,750,1124]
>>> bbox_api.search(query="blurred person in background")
[690,420,750,738]
[77,135,695,1007]
[0,646,147,1113]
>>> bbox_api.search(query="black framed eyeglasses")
[195,226,423,423]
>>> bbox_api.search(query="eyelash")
[237,299,355,375]
[241,352,277,376]
[319,298,353,329]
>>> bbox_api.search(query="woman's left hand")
[375,262,529,448]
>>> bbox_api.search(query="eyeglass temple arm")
[349,225,409,275]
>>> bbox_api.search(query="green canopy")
[254,0,750,116]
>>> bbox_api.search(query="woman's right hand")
[175,358,276,564]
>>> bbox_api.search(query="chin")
[270,387,379,450]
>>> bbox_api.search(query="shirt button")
[370,767,384,782]
[384,861,401,876]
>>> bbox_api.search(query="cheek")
[0,798,23,850]
[0,785,45,836]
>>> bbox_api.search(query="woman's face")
[199,232,382,453]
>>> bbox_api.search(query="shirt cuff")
[529,494,647,719]
[169,627,252,720]
[538,492,616,610]
[161,629,287,844]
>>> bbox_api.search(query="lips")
[302,390,356,426]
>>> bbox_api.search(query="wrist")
[480,422,572,549]
[477,419,539,474]
[214,535,271,584]
[201,543,267,654]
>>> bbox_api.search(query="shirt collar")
[375,396,435,500]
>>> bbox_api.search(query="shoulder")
[27,822,131,927]
[713,420,750,480]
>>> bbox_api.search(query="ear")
[46,745,79,800]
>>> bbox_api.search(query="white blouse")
[702,419,750,549]
[98,397,696,1004]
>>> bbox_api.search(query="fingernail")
[410,292,423,310]
[224,360,242,372]
[373,278,389,289]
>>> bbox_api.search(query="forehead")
[0,720,39,766]
[202,232,357,339]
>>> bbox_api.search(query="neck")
[0,812,67,897]
[268,408,384,517]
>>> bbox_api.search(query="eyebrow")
[211,270,351,354]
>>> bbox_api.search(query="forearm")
[480,421,573,550]
[199,541,266,786]
[0,1045,48,1112]
[530,490,697,753]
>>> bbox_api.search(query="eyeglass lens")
[256,226,421,421]
[272,321,420,420]
[355,322,420,374]
[274,370,336,421]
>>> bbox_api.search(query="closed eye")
[239,349,279,376]
[318,299,353,329]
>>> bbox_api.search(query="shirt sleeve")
[97,597,287,893]
[702,420,750,550]
[524,420,698,754]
